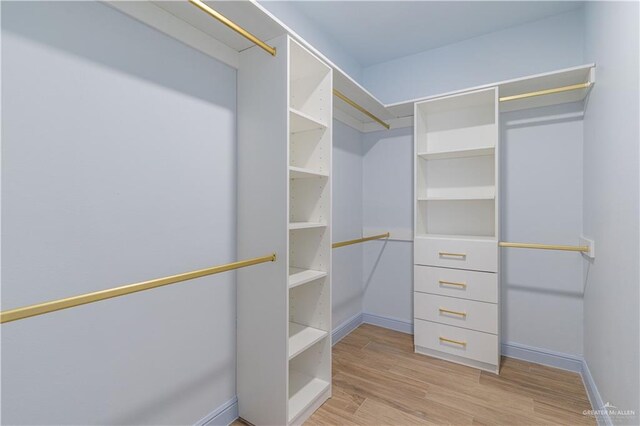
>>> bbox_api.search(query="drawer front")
[414,265,497,303]
[414,237,497,272]
[414,319,498,366]
[414,293,497,334]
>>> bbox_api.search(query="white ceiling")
[284,1,584,67]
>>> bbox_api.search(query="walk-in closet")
[1,1,638,426]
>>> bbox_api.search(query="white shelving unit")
[413,87,500,374]
[237,34,332,426]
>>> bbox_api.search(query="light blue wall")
[258,1,363,81]
[332,120,365,327]
[362,127,414,323]
[583,1,639,418]
[360,11,588,357]
[362,9,586,104]
[500,103,584,356]
[1,2,237,423]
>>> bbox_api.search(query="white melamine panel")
[416,200,495,236]
[418,155,495,195]
[289,227,330,272]
[417,147,494,161]
[289,222,326,230]
[414,293,498,334]
[290,128,330,173]
[289,166,329,179]
[416,88,496,154]
[289,267,327,289]
[414,319,499,366]
[286,37,332,425]
[419,186,495,201]
[290,41,331,126]
[290,108,327,133]
[288,338,331,423]
[414,265,497,303]
[288,370,330,424]
[289,176,330,224]
[237,34,289,426]
[388,64,594,119]
[288,323,329,360]
[290,279,331,331]
[414,236,498,272]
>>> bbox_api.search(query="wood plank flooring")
[238,324,595,425]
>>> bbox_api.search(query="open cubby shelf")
[289,322,328,360]
[289,222,326,230]
[289,166,329,179]
[290,108,327,133]
[288,370,330,423]
[415,88,498,238]
[285,38,332,425]
[289,267,327,288]
[417,146,494,160]
[418,185,496,201]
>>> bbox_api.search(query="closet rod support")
[499,82,592,102]
[499,241,589,253]
[333,232,390,249]
[0,253,277,324]
[333,89,391,130]
[188,0,276,56]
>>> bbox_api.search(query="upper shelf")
[106,0,393,131]
[106,1,595,132]
[388,63,595,118]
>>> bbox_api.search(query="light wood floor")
[238,324,595,425]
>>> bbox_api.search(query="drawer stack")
[413,88,500,374]
[414,236,499,372]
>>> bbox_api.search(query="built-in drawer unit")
[414,319,498,366]
[414,265,497,303]
[414,236,497,272]
[414,292,498,334]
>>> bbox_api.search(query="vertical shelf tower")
[238,35,332,425]
[413,88,500,374]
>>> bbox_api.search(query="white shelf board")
[290,108,326,133]
[417,147,494,161]
[289,166,329,179]
[419,186,495,201]
[289,267,327,289]
[149,0,286,54]
[389,64,596,118]
[289,322,328,360]
[289,222,326,230]
[288,370,330,423]
[415,233,497,242]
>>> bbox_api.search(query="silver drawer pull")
[439,336,467,346]
[439,308,467,317]
[439,251,466,258]
[439,280,467,289]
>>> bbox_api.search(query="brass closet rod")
[333,89,391,130]
[499,82,592,102]
[499,242,589,253]
[188,0,277,56]
[333,232,390,248]
[0,253,277,324]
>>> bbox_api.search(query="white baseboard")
[361,312,413,334]
[195,396,238,426]
[581,360,613,426]
[332,313,363,345]
[501,341,583,372]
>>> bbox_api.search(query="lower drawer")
[414,293,498,334]
[414,265,497,303]
[414,319,498,366]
